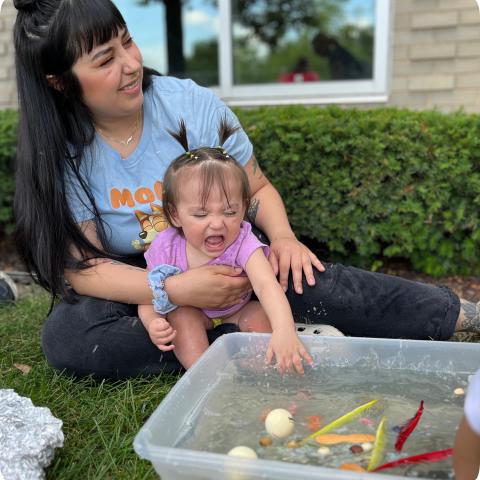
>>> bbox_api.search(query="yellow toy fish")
[367,416,387,471]
[299,399,378,446]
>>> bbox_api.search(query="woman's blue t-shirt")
[67,76,253,255]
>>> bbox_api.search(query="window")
[115,0,220,87]
[115,0,391,105]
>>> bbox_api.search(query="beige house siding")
[1,1,480,111]
[390,0,480,112]
[0,0,17,109]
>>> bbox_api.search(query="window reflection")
[232,0,375,85]
[114,0,219,87]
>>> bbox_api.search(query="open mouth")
[205,235,225,252]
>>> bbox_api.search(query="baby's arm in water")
[244,249,313,375]
[138,304,176,351]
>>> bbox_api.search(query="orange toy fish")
[340,464,367,472]
[315,433,375,445]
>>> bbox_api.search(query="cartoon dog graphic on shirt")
[131,203,169,251]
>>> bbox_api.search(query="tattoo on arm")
[109,260,145,272]
[247,198,260,224]
[459,299,480,333]
[252,157,263,179]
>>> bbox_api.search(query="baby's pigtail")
[218,115,240,147]
[167,118,190,152]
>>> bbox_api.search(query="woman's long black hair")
[13,0,157,300]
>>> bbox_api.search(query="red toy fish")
[394,400,424,452]
[373,448,453,471]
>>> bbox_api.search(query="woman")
[13,0,480,379]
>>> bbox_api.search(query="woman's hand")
[165,265,251,310]
[268,237,325,294]
[265,329,313,375]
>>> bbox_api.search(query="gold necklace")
[96,109,143,147]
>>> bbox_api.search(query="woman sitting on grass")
[12,0,480,379]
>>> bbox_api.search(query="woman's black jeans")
[42,259,460,380]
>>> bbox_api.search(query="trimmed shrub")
[236,106,480,276]
[1,106,480,275]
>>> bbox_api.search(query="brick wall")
[390,0,480,112]
[0,0,17,109]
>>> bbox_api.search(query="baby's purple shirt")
[145,221,269,318]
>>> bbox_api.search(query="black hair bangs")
[68,0,126,56]
[46,0,126,73]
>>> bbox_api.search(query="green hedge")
[1,106,480,276]
[235,106,480,276]
[0,109,17,237]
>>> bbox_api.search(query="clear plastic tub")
[134,333,480,479]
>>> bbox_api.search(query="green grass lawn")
[2,287,479,479]
[0,289,179,479]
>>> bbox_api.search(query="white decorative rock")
[227,446,258,459]
[317,446,331,457]
[265,408,295,438]
[361,442,373,452]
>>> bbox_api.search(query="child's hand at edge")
[148,317,176,351]
[265,329,313,375]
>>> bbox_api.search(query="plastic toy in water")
[315,433,375,445]
[264,409,295,438]
[227,446,258,459]
[361,442,373,452]
[298,399,378,446]
[340,463,366,472]
[350,444,363,454]
[227,446,258,480]
[305,415,322,432]
[287,401,298,416]
[317,446,331,457]
[359,417,374,427]
[367,416,387,471]
[394,400,424,452]
[372,448,453,472]
[258,436,272,447]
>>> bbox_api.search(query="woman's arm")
[65,221,250,307]
[245,249,312,374]
[65,220,153,303]
[244,155,324,293]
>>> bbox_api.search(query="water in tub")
[179,345,466,478]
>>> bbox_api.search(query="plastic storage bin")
[134,333,480,479]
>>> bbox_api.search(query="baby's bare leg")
[167,306,213,369]
[227,301,272,333]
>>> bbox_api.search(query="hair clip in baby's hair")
[185,150,198,160]
[216,146,230,158]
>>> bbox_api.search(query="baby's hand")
[265,329,313,375]
[148,317,176,351]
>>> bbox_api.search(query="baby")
[138,119,312,374]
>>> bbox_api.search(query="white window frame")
[212,0,392,106]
